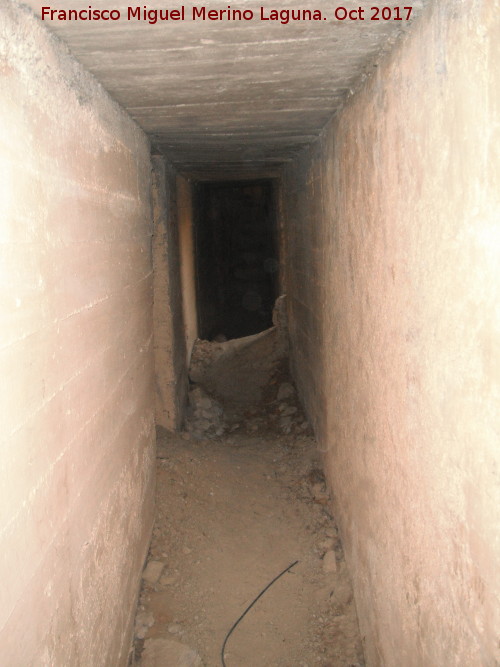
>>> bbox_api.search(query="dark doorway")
[193,180,279,340]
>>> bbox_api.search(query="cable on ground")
[220,559,299,667]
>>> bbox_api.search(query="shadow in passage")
[193,180,279,342]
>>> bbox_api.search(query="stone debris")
[168,623,183,635]
[183,372,311,439]
[134,611,155,640]
[322,550,338,573]
[188,295,288,405]
[159,571,178,586]
[277,381,295,401]
[142,560,165,585]
[311,482,330,505]
[318,538,335,552]
[185,386,225,440]
[280,415,293,434]
[140,638,202,667]
[182,293,313,439]
[330,571,354,607]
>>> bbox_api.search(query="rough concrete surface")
[152,155,189,430]
[176,175,198,364]
[0,3,155,665]
[23,0,429,172]
[283,0,500,664]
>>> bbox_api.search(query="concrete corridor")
[134,370,364,666]
[1,1,499,666]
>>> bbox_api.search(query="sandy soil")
[131,380,365,667]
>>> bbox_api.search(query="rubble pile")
[185,386,225,440]
[188,295,288,406]
[183,378,311,440]
[130,296,364,666]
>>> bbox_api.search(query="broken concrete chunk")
[142,560,165,585]
[322,550,338,573]
[141,638,202,667]
[186,385,226,438]
[159,571,179,586]
[277,382,295,401]
[188,296,288,405]
[134,611,155,639]
[331,575,354,607]
[319,538,335,551]
[311,482,329,504]
[198,397,212,409]
[168,623,182,634]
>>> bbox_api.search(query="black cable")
[220,559,299,667]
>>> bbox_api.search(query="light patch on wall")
[0,157,13,229]
[474,213,500,272]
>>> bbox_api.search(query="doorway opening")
[193,179,279,341]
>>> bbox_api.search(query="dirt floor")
[130,356,365,667]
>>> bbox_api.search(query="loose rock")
[185,386,225,439]
[168,623,182,634]
[134,611,155,639]
[277,382,295,401]
[141,638,202,667]
[311,482,330,504]
[142,560,165,585]
[159,572,178,586]
[322,550,337,573]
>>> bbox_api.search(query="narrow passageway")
[133,362,364,667]
[3,2,499,665]
[194,180,279,341]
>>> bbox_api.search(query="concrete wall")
[283,1,500,664]
[177,175,198,364]
[0,3,155,664]
[152,156,188,430]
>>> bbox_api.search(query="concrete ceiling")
[25,0,427,173]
